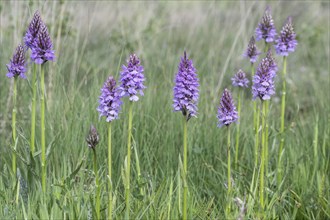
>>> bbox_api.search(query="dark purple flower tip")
[97,76,122,122]
[266,50,278,78]
[255,7,277,43]
[31,23,55,64]
[6,44,27,79]
[24,10,43,49]
[243,36,261,63]
[217,88,238,127]
[275,17,298,56]
[119,54,146,102]
[252,56,276,101]
[173,51,200,120]
[86,125,99,149]
[231,69,249,88]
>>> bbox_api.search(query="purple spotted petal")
[255,7,277,43]
[173,51,200,120]
[119,54,146,102]
[97,76,122,122]
[217,89,238,127]
[31,22,55,64]
[252,54,277,101]
[231,69,249,88]
[275,17,298,56]
[6,44,27,79]
[243,36,261,63]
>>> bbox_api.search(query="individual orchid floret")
[243,36,261,63]
[255,7,277,43]
[97,76,122,122]
[119,54,146,102]
[31,23,55,64]
[275,17,298,56]
[6,44,27,79]
[217,88,238,127]
[231,69,249,88]
[173,51,200,120]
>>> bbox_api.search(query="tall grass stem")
[254,105,260,167]
[41,65,46,193]
[183,116,188,220]
[278,56,287,186]
[125,102,133,219]
[108,123,112,220]
[235,91,241,169]
[12,77,17,176]
[93,148,100,219]
[260,101,266,209]
[226,126,231,217]
[265,101,269,179]
[30,64,37,154]
[252,63,256,132]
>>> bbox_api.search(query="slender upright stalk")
[235,91,241,169]
[260,101,267,209]
[16,178,20,205]
[167,175,173,220]
[108,123,112,220]
[313,116,319,162]
[254,105,260,167]
[250,101,260,213]
[125,102,133,219]
[93,148,100,219]
[263,42,270,180]
[252,63,259,168]
[41,65,46,193]
[278,56,287,186]
[264,42,269,53]
[30,64,37,154]
[226,126,231,217]
[265,101,270,177]
[182,116,188,220]
[133,138,144,197]
[12,77,18,176]
[252,63,256,131]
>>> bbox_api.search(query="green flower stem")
[278,56,287,186]
[265,101,269,170]
[260,101,267,209]
[183,116,188,220]
[41,65,46,193]
[264,41,269,52]
[252,63,259,168]
[265,101,270,205]
[251,101,260,206]
[125,102,133,219]
[252,63,256,132]
[12,77,17,176]
[108,123,112,220]
[235,90,241,169]
[254,104,260,168]
[93,148,100,219]
[226,126,231,217]
[30,64,37,154]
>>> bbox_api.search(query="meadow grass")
[0,1,329,219]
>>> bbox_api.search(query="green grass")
[0,1,329,219]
